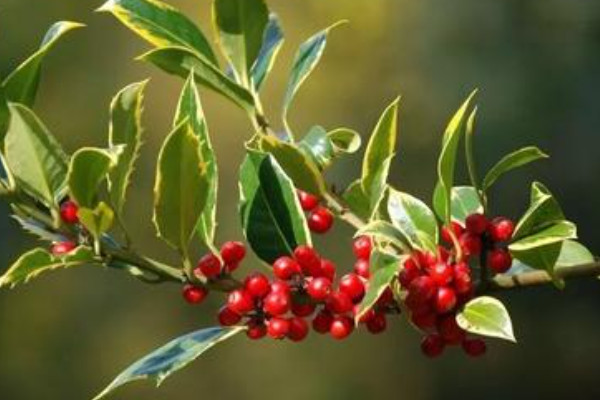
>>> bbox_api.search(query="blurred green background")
[2,0,600,399]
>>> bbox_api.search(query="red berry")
[438,315,465,345]
[376,287,395,307]
[291,302,316,317]
[353,258,370,278]
[320,259,336,281]
[220,241,246,266]
[329,316,354,340]
[51,241,77,255]
[297,190,320,211]
[270,280,291,295]
[306,277,332,301]
[263,291,291,316]
[272,256,302,280]
[441,221,464,243]
[326,291,354,314]
[308,206,334,234]
[267,317,290,339]
[428,262,453,286]
[465,213,488,235]
[353,236,372,260]
[408,276,437,304]
[488,248,513,273]
[434,287,457,314]
[195,253,221,279]
[294,246,321,277]
[246,320,267,340]
[60,200,79,224]
[355,305,376,324]
[287,317,309,342]
[227,289,254,315]
[312,310,333,334]
[182,284,208,304]
[415,251,437,268]
[454,261,470,275]
[399,258,421,288]
[488,217,515,242]
[339,273,365,302]
[462,338,487,357]
[459,233,482,257]
[411,311,437,330]
[244,272,271,299]
[218,306,242,326]
[421,334,445,358]
[454,270,473,295]
[366,313,387,334]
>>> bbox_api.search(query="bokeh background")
[1,0,600,399]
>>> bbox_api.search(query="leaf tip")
[95,0,116,13]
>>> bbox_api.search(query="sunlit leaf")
[79,202,115,239]
[456,296,516,342]
[482,146,548,191]
[68,148,119,208]
[251,14,284,91]
[387,189,437,253]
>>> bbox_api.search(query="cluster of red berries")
[297,190,334,234]
[398,213,515,358]
[52,199,80,255]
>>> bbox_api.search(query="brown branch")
[490,261,600,291]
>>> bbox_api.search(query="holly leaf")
[0,86,10,144]
[79,202,115,239]
[434,186,483,225]
[3,21,84,106]
[456,296,516,342]
[93,326,244,400]
[68,147,120,208]
[108,81,146,214]
[356,220,410,251]
[342,180,371,221]
[4,104,68,209]
[555,240,595,269]
[0,246,95,288]
[213,0,269,87]
[97,0,217,64]
[250,14,284,91]
[12,216,69,243]
[387,189,438,253]
[482,146,548,191]
[239,149,311,264]
[513,182,564,240]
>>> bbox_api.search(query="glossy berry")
[270,280,291,295]
[434,287,457,314]
[441,221,464,243]
[263,291,291,316]
[376,287,395,307]
[227,289,254,315]
[326,291,354,314]
[462,338,487,357]
[399,258,420,287]
[488,248,513,273]
[366,313,387,334]
[298,190,320,211]
[287,317,309,342]
[306,277,332,301]
[329,316,354,340]
[246,320,267,340]
[411,311,437,330]
[272,256,302,281]
[291,302,316,317]
[294,246,321,277]
[182,284,208,305]
[421,334,445,358]
[352,236,373,260]
[51,241,77,256]
[320,259,337,281]
[408,276,437,304]
[355,306,376,324]
[244,273,271,299]
[460,233,482,257]
[218,306,242,326]
[428,262,453,286]
[438,315,465,345]
[339,273,365,302]
[454,270,473,295]
[308,206,334,234]
[489,217,515,242]
[267,317,290,339]
[312,310,334,334]
[220,241,246,266]
[416,251,438,268]
[195,253,221,279]
[60,200,79,224]
[353,258,370,278]
[465,213,488,235]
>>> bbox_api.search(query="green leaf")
[555,240,595,269]
[4,104,68,208]
[153,121,209,252]
[298,126,361,170]
[434,90,477,223]
[68,148,119,208]
[79,202,115,239]
[108,81,147,214]
[513,182,564,240]
[509,220,577,252]
[12,216,69,243]
[93,326,244,400]
[251,14,284,91]
[239,149,311,264]
[482,146,548,191]
[356,220,410,251]
[342,180,371,221]
[213,0,269,87]
[456,296,516,342]
[0,246,95,288]
[174,73,218,248]
[283,21,345,135]
[97,0,217,65]
[355,251,402,323]
[464,107,480,190]
[139,46,255,112]
[434,186,484,225]
[0,86,10,144]
[328,128,361,154]
[2,21,84,106]
[387,189,438,253]
[259,135,326,195]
